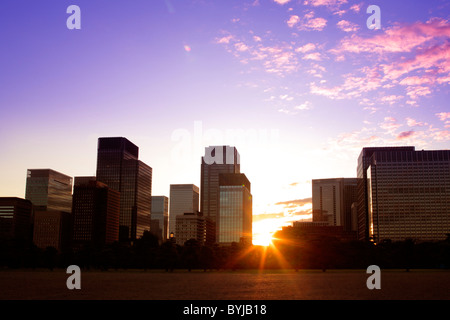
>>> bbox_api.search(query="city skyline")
[1,0,449,246]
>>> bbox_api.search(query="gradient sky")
[1,0,449,244]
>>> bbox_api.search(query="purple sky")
[1,0,449,242]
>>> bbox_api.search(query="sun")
[252,231,274,246]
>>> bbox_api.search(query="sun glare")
[252,231,274,246]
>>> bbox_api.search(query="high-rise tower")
[201,146,240,242]
[96,137,152,242]
[169,184,199,237]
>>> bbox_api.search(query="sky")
[0,0,449,245]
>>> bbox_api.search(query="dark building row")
[168,146,252,246]
[1,139,253,250]
[309,146,450,243]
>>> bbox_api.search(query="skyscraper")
[25,169,73,252]
[312,178,357,232]
[218,173,252,245]
[0,197,33,241]
[71,177,120,250]
[364,148,450,243]
[175,212,213,246]
[357,146,415,241]
[169,184,199,237]
[151,195,169,243]
[201,146,240,242]
[25,169,73,213]
[96,137,152,242]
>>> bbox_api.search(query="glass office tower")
[356,146,415,241]
[25,169,73,213]
[201,146,240,242]
[71,178,120,250]
[96,137,152,242]
[151,195,169,242]
[0,197,33,241]
[365,148,450,243]
[312,178,357,232]
[169,184,199,237]
[25,169,73,252]
[218,173,252,245]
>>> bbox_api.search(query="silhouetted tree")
[43,246,58,271]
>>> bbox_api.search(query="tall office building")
[25,169,73,252]
[0,197,33,241]
[151,196,169,243]
[25,169,73,213]
[357,146,415,241]
[359,147,450,242]
[71,178,120,250]
[312,178,357,232]
[33,210,70,252]
[218,173,252,245]
[96,137,152,242]
[201,146,240,242]
[169,184,199,237]
[175,212,214,246]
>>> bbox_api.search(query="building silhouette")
[96,137,152,242]
[71,177,120,251]
[312,178,357,232]
[356,146,416,241]
[25,169,73,213]
[363,147,450,242]
[25,169,73,252]
[169,184,199,238]
[151,195,169,243]
[280,221,357,242]
[201,146,240,242]
[218,173,252,245]
[175,211,214,246]
[0,197,33,241]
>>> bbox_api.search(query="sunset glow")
[0,0,449,245]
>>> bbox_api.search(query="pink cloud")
[336,20,359,32]
[349,3,362,13]
[432,130,450,141]
[235,42,249,52]
[333,10,346,16]
[302,52,322,61]
[273,0,291,4]
[302,17,327,31]
[215,35,234,44]
[397,131,415,140]
[328,18,450,104]
[304,0,348,7]
[295,43,316,53]
[381,95,404,105]
[436,112,450,121]
[405,86,432,100]
[399,76,434,86]
[380,117,402,135]
[332,18,450,55]
[291,11,327,31]
[382,41,450,81]
[406,117,426,127]
[287,15,300,28]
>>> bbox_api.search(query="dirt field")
[0,269,449,300]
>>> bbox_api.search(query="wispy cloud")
[336,20,359,32]
[273,0,291,5]
[288,11,327,31]
[303,0,348,8]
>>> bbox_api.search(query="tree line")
[1,231,449,271]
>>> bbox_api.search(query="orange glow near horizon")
[252,202,312,246]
